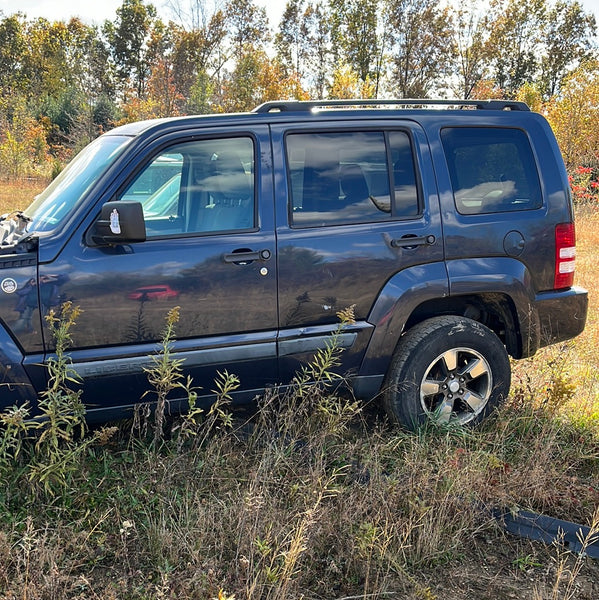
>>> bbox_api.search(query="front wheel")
[383,316,511,429]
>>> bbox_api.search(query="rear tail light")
[555,223,576,289]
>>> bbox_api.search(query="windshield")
[26,135,132,233]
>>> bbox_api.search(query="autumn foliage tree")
[385,0,454,98]
[0,0,598,179]
[545,61,599,169]
[0,96,50,179]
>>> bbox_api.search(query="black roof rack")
[253,99,530,113]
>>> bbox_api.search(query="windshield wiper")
[0,211,33,248]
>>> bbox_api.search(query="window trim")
[385,130,423,220]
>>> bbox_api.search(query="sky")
[0,0,597,34]
[0,0,285,27]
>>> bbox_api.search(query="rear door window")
[286,130,419,227]
[441,127,542,215]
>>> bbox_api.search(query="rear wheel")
[383,316,511,429]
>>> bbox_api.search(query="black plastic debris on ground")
[494,509,599,558]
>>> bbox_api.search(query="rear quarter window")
[441,127,542,215]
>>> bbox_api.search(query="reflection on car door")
[37,127,277,418]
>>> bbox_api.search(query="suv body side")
[13,121,281,419]
[0,103,588,424]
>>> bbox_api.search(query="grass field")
[0,178,46,214]
[0,180,598,599]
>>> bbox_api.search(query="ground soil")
[414,534,599,600]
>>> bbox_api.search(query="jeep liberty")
[0,99,588,428]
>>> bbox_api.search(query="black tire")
[383,316,511,429]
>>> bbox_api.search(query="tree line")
[0,0,597,178]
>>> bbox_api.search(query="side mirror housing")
[89,202,146,246]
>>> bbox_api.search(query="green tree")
[275,0,309,78]
[486,0,546,97]
[37,87,82,141]
[103,0,159,97]
[22,19,83,146]
[188,70,214,114]
[331,0,386,93]
[539,0,596,98]
[169,11,227,112]
[219,50,262,112]
[448,0,491,98]
[0,14,27,95]
[62,19,116,143]
[217,0,272,110]
[22,18,116,147]
[385,0,454,98]
[303,2,331,97]
[225,0,270,61]
[24,19,73,98]
[93,95,119,133]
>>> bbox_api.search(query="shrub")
[568,165,599,204]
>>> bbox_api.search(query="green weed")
[0,302,116,495]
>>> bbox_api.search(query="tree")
[275,0,309,78]
[485,0,545,97]
[188,70,215,113]
[103,0,159,97]
[0,95,50,179]
[62,19,116,142]
[219,49,307,111]
[539,0,596,98]
[276,0,336,96]
[329,63,375,98]
[165,0,224,32]
[24,19,73,98]
[169,11,227,110]
[225,0,269,61]
[303,2,331,97]
[515,81,544,113]
[545,61,599,168]
[448,0,492,98]
[331,0,386,93]
[469,78,505,100]
[22,19,87,146]
[0,14,27,95]
[147,59,185,117]
[385,0,454,98]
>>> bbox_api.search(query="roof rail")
[253,99,530,113]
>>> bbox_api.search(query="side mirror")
[89,201,146,246]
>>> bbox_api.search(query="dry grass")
[0,178,47,214]
[0,185,598,598]
[510,206,599,432]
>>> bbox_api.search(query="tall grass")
[0,186,598,597]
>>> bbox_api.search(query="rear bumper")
[534,286,588,349]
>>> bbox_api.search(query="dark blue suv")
[0,99,588,428]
